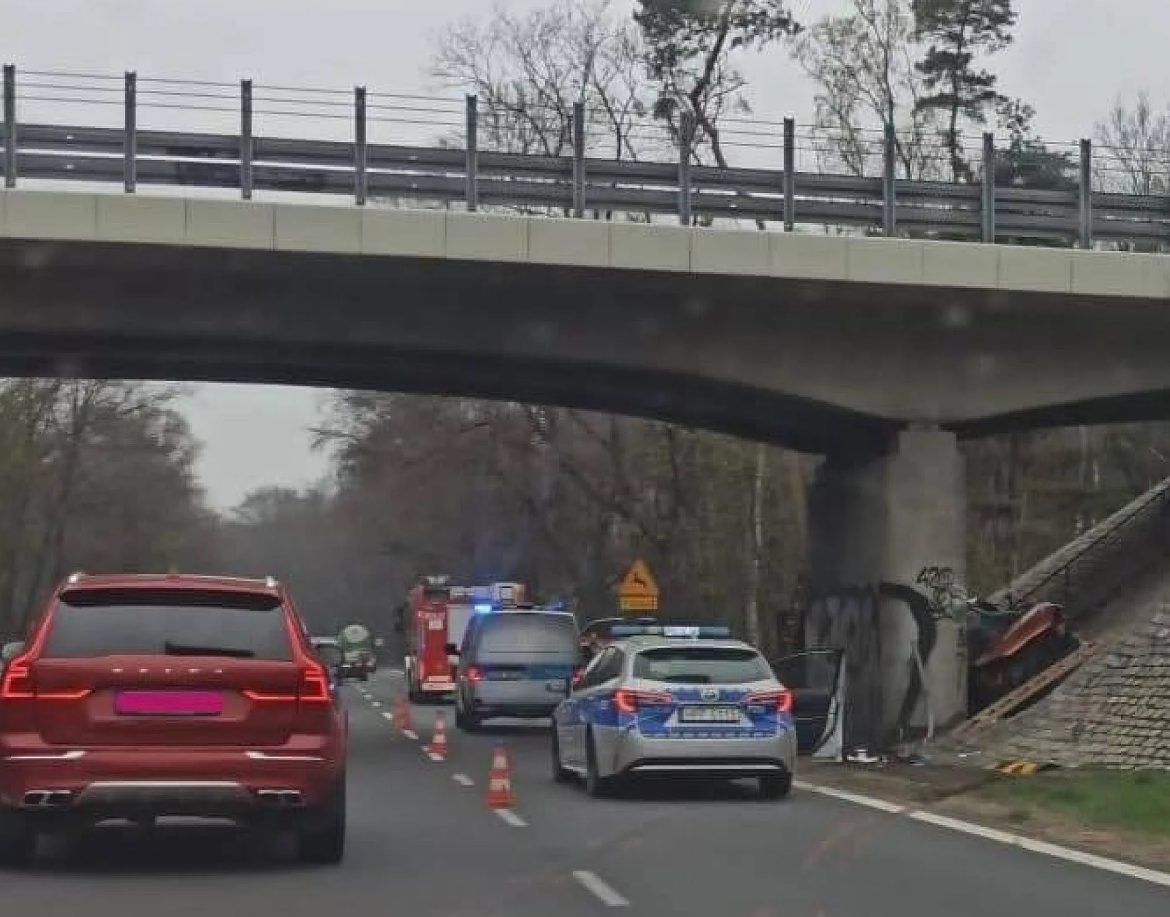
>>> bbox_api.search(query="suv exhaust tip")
[255,789,304,808]
[22,789,74,808]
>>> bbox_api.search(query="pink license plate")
[115,690,223,716]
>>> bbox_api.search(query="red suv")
[0,573,347,865]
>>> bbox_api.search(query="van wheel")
[0,807,34,867]
[298,777,346,865]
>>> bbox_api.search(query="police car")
[550,625,796,799]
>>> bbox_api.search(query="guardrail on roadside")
[1,65,1168,248]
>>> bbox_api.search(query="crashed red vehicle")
[968,601,1079,712]
[0,573,347,866]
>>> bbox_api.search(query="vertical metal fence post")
[882,123,896,237]
[354,86,367,206]
[240,79,253,200]
[981,132,996,244]
[465,95,479,212]
[678,111,694,226]
[1078,138,1093,249]
[783,116,795,231]
[124,71,137,193]
[3,64,15,188]
[572,101,585,219]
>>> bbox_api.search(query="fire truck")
[401,577,527,702]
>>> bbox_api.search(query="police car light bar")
[609,624,732,639]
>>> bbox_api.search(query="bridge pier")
[807,430,967,750]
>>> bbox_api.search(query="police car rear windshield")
[634,647,771,684]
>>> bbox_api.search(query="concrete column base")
[805,430,966,750]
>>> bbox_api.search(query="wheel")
[0,807,34,867]
[759,773,793,800]
[585,732,616,798]
[550,726,572,784]
[298,777,346,865]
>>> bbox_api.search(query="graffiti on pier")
[805,566,967,750]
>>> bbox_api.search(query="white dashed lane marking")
[402,729,418,741]
[453,773,474,787]
[572,871,629,908]
[494,808,526,828]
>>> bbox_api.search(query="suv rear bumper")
[0,738,342,816]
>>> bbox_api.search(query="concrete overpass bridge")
[3,65,1170,746]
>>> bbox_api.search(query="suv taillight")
[244,663,331,705]
[0,656,92,701]
[299,661,331,703]
[0,657,34,700]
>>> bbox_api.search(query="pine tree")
[913,0,1017,181]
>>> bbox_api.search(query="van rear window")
[479,614,576,653]
[42,589,292,661]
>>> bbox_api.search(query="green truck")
[337,623,375,681]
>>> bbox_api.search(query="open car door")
[770,649,844,756]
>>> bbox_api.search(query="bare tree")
[432,0,656,163]
[794,0,943,179]
[1094,93,1170,196]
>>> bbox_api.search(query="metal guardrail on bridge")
[1,65,1169,248]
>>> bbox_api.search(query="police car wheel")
[758,773,792,800]
[550,727,572,784]
[585,733,616,798]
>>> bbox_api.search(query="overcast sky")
[3,0,1169,511]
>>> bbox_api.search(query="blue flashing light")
[610,624,732,640]
[473,603,494,614]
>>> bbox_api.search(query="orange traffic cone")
[426,711,448,761]
[485,744,514,809]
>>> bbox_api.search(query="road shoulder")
[798,760,1170,874]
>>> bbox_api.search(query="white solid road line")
[794,781,907,814]
[494,808,527,828]
[402,729,418,741]
[907,811,1170,889]
[453,773,475,787]
[572,870,630,908]
[796,779,1170,889]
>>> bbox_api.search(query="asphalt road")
[1,668,1166,916]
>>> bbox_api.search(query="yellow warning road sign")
[618,560,659,613]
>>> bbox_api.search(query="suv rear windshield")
[42,589,293,661]
[634,646,772,684]
[479,614,576,653]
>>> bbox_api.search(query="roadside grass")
[981,770,1170,840]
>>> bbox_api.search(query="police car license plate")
[680,706,739,723]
